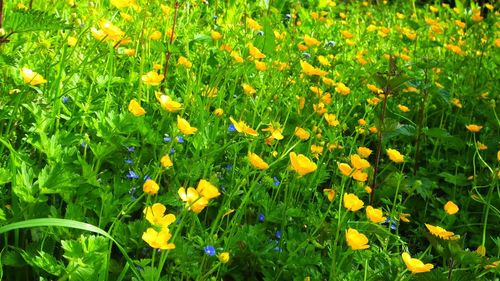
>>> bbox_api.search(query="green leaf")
[4,9,73,33]
[19,250,64,276]
[0,218,141,280]
[438,172,468,187]
[0,168,11,185]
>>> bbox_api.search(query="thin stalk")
[161,1,179,92]
[413,68,429,175]
[0,0,3,29]
[370,92,389,205]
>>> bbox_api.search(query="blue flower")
[164,134,172,142]
[228,124,236,132]
[327,40,336,47]
[258,213,265,222]
[176,136,184,143]
[126,170,139,179]
[284,14,291,20]
[302,52,311,59]
[204,245,216,256]
[127,146,135,152]
[273,177,280,186]
[125,159,133,164]
[170,148,176,154]
[275,230,281,239]
[384,217,397,230]
[225,164,233,170]
[81,141,87,148]
[62,96,69,104]
[143,175,151,181]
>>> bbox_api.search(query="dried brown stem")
[161,1,179,92]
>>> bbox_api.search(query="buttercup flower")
[177,115,198,135]
[155,92,182,112]
[143,179,160,195]
[289,152,317,176]
[300,60,327,76]
[248,152,269,170]
[229,117,258,136]
[196,179,221,200]
[142,228,175,250]
[294,127,310,140]
[444,201,459,215]
[338,163,353,177]
[242,83,257,95]
[211,30,223,40]
[161,155,173,168]
[246,18,262,30]
[335,82,351,95]
[350,154,370,170]
[357,147,372,158]
[141,71,164,86]
[218,252,230,263]
[425,224,455,240]
[128,99,146,116]
[402,252,433,273]
[465,124,483,132]
[345,228,369,250]
[343,193,364,211]
[21,67,47,86]
[143,203,176,228]
[178,187,208,213]
[303,35,321,46]
[247,43,266,59]
[323,188,335,202]
[386,148,404,163]
[178,56,193,68]
[366,206,386,223]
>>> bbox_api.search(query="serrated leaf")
[438,172,468,186]
[4,10,73,33]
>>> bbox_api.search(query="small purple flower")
[384,217,397,230]
[258,213,265,222]
[125,159,133,164]
[327,40,336,47]
[126,170,139,179]
[127,146,135,152]
[273,177,280,186]
[176,136,184,143]
[302,52,311,59]
[143,175,151,181]
[164,134,172,142]
[170,148,176,154]
[225,164,233,170]
[81,141,87,148]
[204,245,216,256]
[62,96,69,104]
[275,230,281,239]
[228,124,236,132]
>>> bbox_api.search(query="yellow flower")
[155,92,182,112]
[230,51,243,63]
[352,170,368,182]
[335,82,351,95]
[443,201,459,215]
[465,124,482,132]
[20,67,47,86]
[338,163,353,177]
[178,56,193,68]
[294,127,310,140]
[143,179,160,195]
[324,113,339,127]
[128,99,146,117]
[340,30,353,39]
[211,30,223,40]
[289,152,317,176]
[124,48,136,56]
[246,18,262,30]
[451,98,462,108]
[262,124,284,142]
[497,150,500,161]
[247,43,266,59]
[402,252,433,273]
[345,228,369,250]
[196,179,221,200]
[255,61,267,71]
[149,30,162,41]
[110,0,137,9]
[317,55,331,66]
[425,224,455,240]
[178,187,208,213]
[357,147,372,158]
[399,213,411,222]
[323,188,336,202]
[303,35,321,46]
[386,148,404,163]
[398,104,410,112]
[141,71,164,86]
[143,203,176,228]
[142,228,175,250]
[248,152,269,170]
[300,60,327,76]
[161,155,173,168]
[242,83,256,95]
[366,206,386,223]
[120,12,133,21]
[177,115,198,135]
[67,36,77,47]
[343,193,364,212]
[367,84,383,94]
[229,117,258,136]
[218,252,230,263]
[214,108,224,116]
[350,154,370,170]
[475,245,486,256]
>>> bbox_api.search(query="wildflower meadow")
[0,0,499,280]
